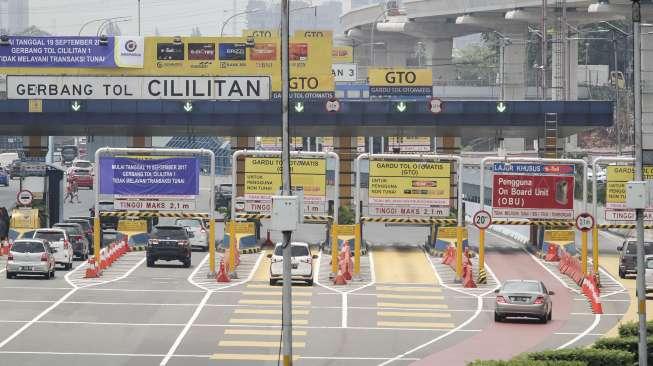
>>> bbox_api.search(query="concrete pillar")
[551,36,578,101]
[500,34,527,100]
[333,136,357,211]
[22,136,48,158]
[566,39,579,101]
[551,38,565,101]
[424,38,454,81]
[233,136,256,198]
[382,39,413,66]
[127,136,152,148]
[435,136,461,155]
[641,32,653,160]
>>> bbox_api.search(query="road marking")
[224,329,307,336]
[241,290,312,297]
[187,253,210,291]
[574,298,629,302]
[229,318,308,325]
[373,248,437,285]
[377,321,455,329]
[557,314,601,350]
[218,340,305,348]
[0,299,55,304]
[233,309,309,315]
[239,299,311,305]
[377,311,452,318]
[210,354,300,361]
[377,294,444,300]
[342,293,348,328]
[78,257,146,289]
[376,286,442,293]
[378,302,448,309]
[571,312,624,316]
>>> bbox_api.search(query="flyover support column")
[424,38,454,81]
[334,136,357,220]
[22,136,48,159]
[500,33,527,100]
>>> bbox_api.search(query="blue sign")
[218,43,246,61]
[0,37,119,68]
[492,163,575,175]
[99,157,199,196]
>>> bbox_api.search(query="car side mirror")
[548,291,555,295]
[188,232,195,238]
[494,288,500,293]
[617,246,623,251]
[267,253,272,258]
[312,254,318,259]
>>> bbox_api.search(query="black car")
[215,184,232,209]
[618,239,653,278]
[65,217,94,252]
[53,222,90,260]
[147,225,192,268]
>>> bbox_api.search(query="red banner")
[492,174,574,219]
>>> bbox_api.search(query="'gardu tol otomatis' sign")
[6,75,270,100]
[99,157,199,198]
[491,163,575,219]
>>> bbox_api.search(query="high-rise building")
[0,0,29,34]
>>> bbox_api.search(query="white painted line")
[571,312,624,316]
[0,320,184,326]
[78,257,146,289]
[555,332,604,336]
[0,299,55,304]
[557,314,601,349]
[525,250,580,294]
[187,253,210,291]
[0,286,71,290]
[342,293,348,328]
[574,298,629,302]
[159,290,212,366]
[81,288,204,293]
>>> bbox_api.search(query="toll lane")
[373,247,438,285]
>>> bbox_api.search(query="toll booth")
[541,229,577,256]
[14,164,64,229]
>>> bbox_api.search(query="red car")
[69,169,93,189]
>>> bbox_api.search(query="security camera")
[98,35,108,46]
[0,35,9,46]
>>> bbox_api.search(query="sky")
[28,0,330,36]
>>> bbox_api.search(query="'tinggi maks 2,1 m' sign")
[244,157,327,213]
[368,160,451,217]
[492,163,575,219]
[605,165,653,221]
[368,68,432,97]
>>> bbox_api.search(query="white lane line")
[0,299,56,304]
[346,250,376,294]
[0,263,84,349]
[342,293,348,328]
[187,253,210,291]
[557,314,601,349]
[0,286,71,290]
[555,332,604,336]
[574,298,629,302]
[377,252,499,366]
[78,257,146,289]
[571,312,624,316]
[526,250,580,294]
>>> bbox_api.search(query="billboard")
[491,163,575,219]
[605,165,653,220]
[0,36,144,68]
[368,160,451,217]
[243,157,327,213]
[368,68,432,97]
[98,157,199,197]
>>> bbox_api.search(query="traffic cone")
[545,244,560,262]
[85,257,99,278]
[262,230,274,249]
[333,268,347,285]
[462,263,476,288]
[215,259,230,283]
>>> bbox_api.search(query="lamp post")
[220,8,262,37]
[78,16,130,36]
[370,10,387,66]
[97,17,131,36]
[137,0,141,36]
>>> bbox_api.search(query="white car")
[646,255,653,294]
[174,218,208,251]
[32,229,74,270]
[268,242,316,286]
[5,239,56,279]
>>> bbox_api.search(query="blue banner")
[492,163,575,175]
[99,157,199,196]
[0,36,117,68]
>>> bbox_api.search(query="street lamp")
[78,16,130,36]
[97,17,132,36]
[370,10,387,66]
[220,8,261,37]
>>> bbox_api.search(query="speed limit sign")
[575,213,595,232]
[473,210,492,230]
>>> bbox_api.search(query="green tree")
[452,43,497,85]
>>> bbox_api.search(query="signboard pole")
[331,224,338,275]
[592,225,599,275]
[581,230,588,275]
[354,223,361,275]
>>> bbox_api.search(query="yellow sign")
[369,177,450,199]
[336,225,356,236]
[368,68,433,86]
[28,99,42,113]
[437,227,468,240]
[117,220,148,233]
[259,137,303,150]
[543,230,575,243]
[332,46,354,63]
[226,221,255,234]
[244,157,326,197]
[370,161,450,178]
[606,165,653,205]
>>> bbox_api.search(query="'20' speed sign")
[473,210,492,230]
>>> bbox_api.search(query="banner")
[0,36,143,68]
[99,157,199,197]
[7,75,271,100]
[368,67,432,97]
[492,174,574,219]
[605,165,653,220]
[368,160,451,216]
[332,46,354,63]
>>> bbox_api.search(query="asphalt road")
[0,178,636,365]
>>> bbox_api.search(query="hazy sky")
[29,0,329,36]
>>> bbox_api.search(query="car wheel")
[146,258,155,267]
[269,279,277,286]
[619,268,626,279]
[306,279,314,286]
[66,262,73,270]
[183,258,191,268]
[44,272,51,280]
[6,272,13,279]
[494,312,502,322]
[51,269,55,278]
[548,308,552,321]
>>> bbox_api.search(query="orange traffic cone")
[216,259,230,283]
[333,269,347,285]
[85,257,99,278]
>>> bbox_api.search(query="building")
[0,0,29,35]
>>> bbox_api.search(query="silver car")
[6,239,56,279]
[174,218,208,251]
[494,280,554,323]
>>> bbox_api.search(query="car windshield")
[274,245,310,257]
[647,259,653,269]
[153,228,187,239]
[74,170,90,175]
[176,219,201,227]
[502,281,541,293]
[12,241,45,253]
[54,225,80,235]
[34,232,64,242]
[8,229,19,241]
[75,161,92,168]
[626,242,653,255]
[19,230,36,239]
[66,221,90,231]
[128,233,150,245]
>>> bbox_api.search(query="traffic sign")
[473,210,492,229]
[497,101,507,113]
[294,102,305,113]
[325,98,340,112]
[428,97,443,114]
[71,100,82,112]
[396,102,407,112]
[183,101,193,113]
[17,190,33,206]
[575,213,595,232]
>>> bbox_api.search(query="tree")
[452,43,497,85]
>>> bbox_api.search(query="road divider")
[84,239,129,278]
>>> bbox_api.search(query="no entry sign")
[492,163,575,219]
